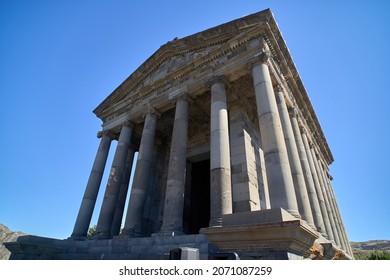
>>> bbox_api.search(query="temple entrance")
[183,158,210,234]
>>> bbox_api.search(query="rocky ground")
[0,224,26,260]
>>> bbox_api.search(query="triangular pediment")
[92,8,334,165]
[93,9,276,119]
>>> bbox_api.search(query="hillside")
[350,240,390,259]
[0,224,26,260]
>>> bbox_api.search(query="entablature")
[94,8,334,165]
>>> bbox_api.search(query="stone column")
[110,145,136,236]
[95,122,133,238]
[326,174,352,253]
[324,176,344,249]
[308,144,336,242]
[276,90,315,227]
[209,77,233,227]
[290,114,325,233]
[251,54,299,218]
[122,109,159,236]
[160,95,189,235]
[324,167,350,254]
[301,131,333,240]
[315,155,341,246]
[71,130,113,238]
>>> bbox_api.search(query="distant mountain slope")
[350,240,390,259]
[351,240,390,250]
[0,224,26,260]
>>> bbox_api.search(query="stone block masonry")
[5,8,353,260]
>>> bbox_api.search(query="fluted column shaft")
[209,78,232,227]
[291,116,325,234]
[122,111,158,236]
[71,131,113,238]
[110,145,136,236]
[301,132,333,240]
[252,59,299,217]
[314,156,341,246]
[95,124,133,238]
[326,176,353,254]
[276,91,314,227]
[324,175,345,249]
[161,96,189,234]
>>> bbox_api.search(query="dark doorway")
[183,159,210,234]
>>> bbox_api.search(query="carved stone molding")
[207,75,230,89]
[299,123,308,135]
[258,50,271,64]
[274,84,283,93]
[97,130,116,139]
[175,92,194,104]
[288,107,298,118]
[143,106,161,119]
[122,120,134,129]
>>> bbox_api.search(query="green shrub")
[87,225,96,239]
[366,251,390,260]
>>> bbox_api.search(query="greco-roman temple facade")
[6,9,353,260]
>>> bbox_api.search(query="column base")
[209,217,223,227]
[94,232,112,240]
[69,233,88,240]
[201,208,319,258]
[155,230,184,237]
[286,209,301,219]
[68,235,87,241]
[120,228,142,238]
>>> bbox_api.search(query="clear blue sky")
[1,0,389,242]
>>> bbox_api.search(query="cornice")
[261,15,334,165]
[95,24,265,120]
[93,10,273,117]
[93,8,334,165]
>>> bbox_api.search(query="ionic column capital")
[97,130,116,139]
[255,49,272,65]
[207,75,230,88]
[143,106,161,119]
[273,84,284,93]
[274,87,287,105]
[299,124,306,135]
[175,93,193,104]
[121,120,134,129]
[247,38,272,68]
[288,107,298,118]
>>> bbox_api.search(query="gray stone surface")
[122,111,158,236]
[291,113,326,234]
[302,131,333,240]
[223,208,298,227]
[160,96,189,235]
[6,9,353,260]
[252,59,299,218]
[71,131,113,238]
[209,79,232,227]
[95,124,133,238]
[229,105,262,212]
[6,234,214,260]
[111,145,135,236]
[276,91,315,228]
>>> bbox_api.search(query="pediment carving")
[93,12,272,119]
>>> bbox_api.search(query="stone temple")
[6,9,353,260]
